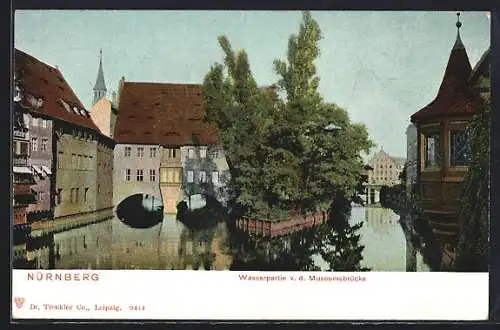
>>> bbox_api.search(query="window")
[58,152,64,169]
[97,184,100,193]
[124,146,131,157]
[71,154,77,169]
[199,171,207,183]
[149,169,156,182]
[19,141,29,156]
[423,130,441,168]
[187,171,194,183]
[212,150,218,159]
[450,130,471,167]
[42,119,47,128]
[188,149,195,159]
[168,148,179,158]
[137,147,144,158]
[56,188,63,205]
[32,117,38,126]
[160,168,168,183]
[31,138,38,152]
[125,169,131,181]
[192,133,200,145]
[136,169,144,182]
[200,147,207,158]
[150,147,156,158]
[75,188,79,203]
[40,138,48,152]
[84,188,89,202]
[212,171,219,184]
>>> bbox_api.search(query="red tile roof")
[14,49,99,131]
[114,82,219,146]
[411,37,476,122]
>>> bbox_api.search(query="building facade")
[14,48,115,224]
[89,51,119,139]
[409,15,490,245]
[113,143,162,207]
[113,81,230,214]
[26,113,53,221]
[12,103,37,230]
[90,98,118,139]
[364,147,406,204]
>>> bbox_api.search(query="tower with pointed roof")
[92,49,107,105]
[409,13,490,253]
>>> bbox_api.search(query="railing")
[13,154,29,166]
[13,130,27,139]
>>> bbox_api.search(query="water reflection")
[353,206,429,271]
[14,202,430,272]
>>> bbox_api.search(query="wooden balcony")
[13,154,29,166]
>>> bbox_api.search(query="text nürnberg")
[27,272,99,281]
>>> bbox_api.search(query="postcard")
[11,9,491,320]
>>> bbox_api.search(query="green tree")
[271,11,374,214]
[455,100,490,271]
[203,36,276,216]
[203,11,374,220]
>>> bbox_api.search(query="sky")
[14,10,490,158]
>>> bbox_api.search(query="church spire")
[92,48,107,105]
[453,12,465,50]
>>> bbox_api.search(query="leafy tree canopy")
[203,11,374,219]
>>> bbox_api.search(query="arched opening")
[115,193,163,229]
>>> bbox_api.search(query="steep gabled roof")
[14,49,99,131]
[411,19,476,122]
[113,82,219,146]
[468,47,490,85]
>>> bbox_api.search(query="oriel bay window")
[422,127,441,169]
[449,128,471,167]
[160,168,180,183]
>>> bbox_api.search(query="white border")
[12,270,488,320]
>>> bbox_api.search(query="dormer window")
[192,133,200,145]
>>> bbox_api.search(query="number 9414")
[128,305,145,311]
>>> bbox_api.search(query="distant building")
[113,81,230,213]
[14,49,115,223]
[367,147,405,187]
[364,147,405,204]
[92,49,107,106]
[409,14,490,244]
[89,51,119,139]
[405,123,418,193]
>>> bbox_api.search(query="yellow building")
[159,147,182,214]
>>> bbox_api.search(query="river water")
[14,205,429,272]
